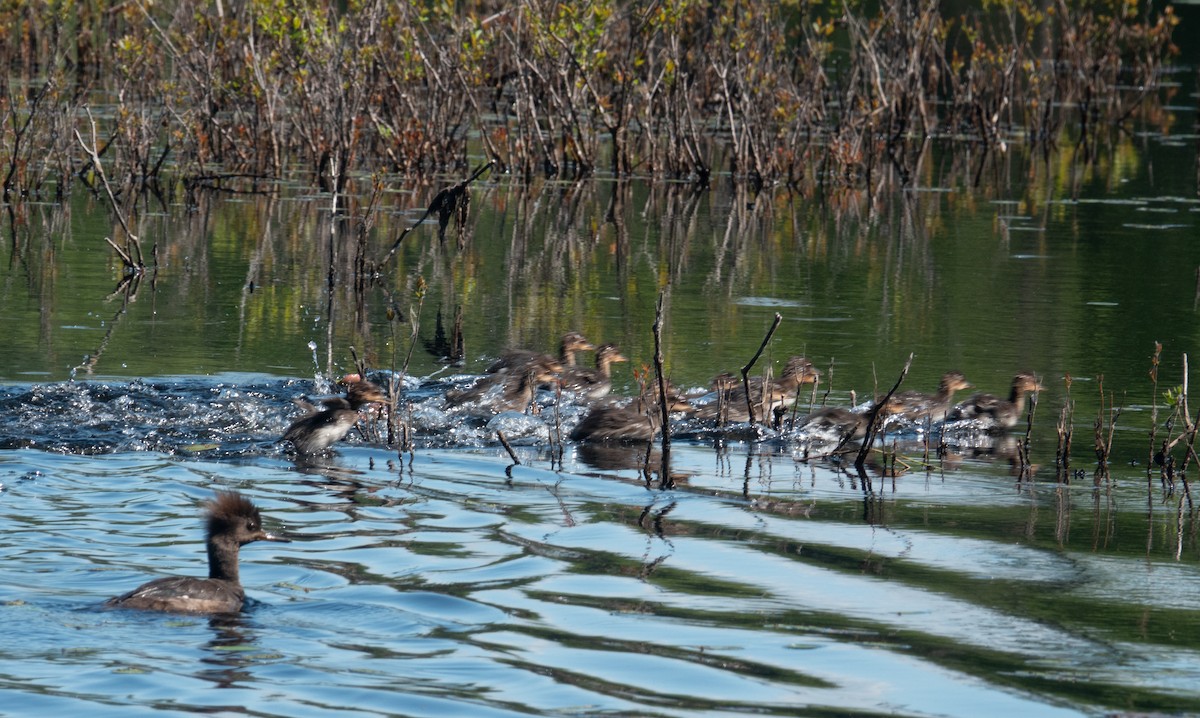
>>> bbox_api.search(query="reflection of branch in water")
[72,274,141,377]
[1055,485,1071,548]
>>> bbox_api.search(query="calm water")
[3,71,1200,717]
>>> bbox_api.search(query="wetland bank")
[3,1,1200,716]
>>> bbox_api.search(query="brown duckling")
[446,360,561,414]
[947,373,1043,431]
[559,344,628,400]
[794,398,901,443]
[700,356,821,423]
[105,491,289,614]
[891,371,973,423]
[569,403,662,442]
[283,376,387,455]
[487,331,594,373]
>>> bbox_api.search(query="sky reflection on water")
[0,439,1197,716]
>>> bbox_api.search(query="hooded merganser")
[891,371,973,423]
[105,491,289,614]
[487,331,595,373]
[282,375,388,455]
[947,373,1043,430]
[699,356,821,423]
[446,360,562,413]
[559,344,628,400]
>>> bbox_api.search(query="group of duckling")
[277,332,1044,456]
[104,336,1039,617]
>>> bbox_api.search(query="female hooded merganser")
[891,371,973,423]
[105,491,289,614]
[487,331,595,373]
[446,359,561,413]
[947,373,1043,430]
[700,356,821,423]
[283,376,388,455]
[559,344,628,400]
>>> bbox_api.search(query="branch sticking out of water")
[740,313,782,425]
[375,161,494,272]
[497,430,520,466]
[1093,375,1121,486]
[653,293,671,487]
[74,107,144,273]
[1057,374,1075,484]
[854,353,913,474]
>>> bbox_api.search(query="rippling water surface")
[1,375,1198,717]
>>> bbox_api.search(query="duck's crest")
[206,490,260,534]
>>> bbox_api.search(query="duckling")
[947,373,1043,431]
[699,356,821,423]
[105,491,289,614]
[446,359,562,414]
[794,398,901,443]
[487,331,594,373]
[282,376,387,455]
[559,344,628,400]
[569,403,661,442]
[891,371,973,423]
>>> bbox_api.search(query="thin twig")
[74,107,143,271]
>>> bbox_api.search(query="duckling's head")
[940,371,973,393]
[1012,373,1043,394]
[782,356,821,385]
[595,344,628,366]
[342,376,388,408]
[560,332,596,354]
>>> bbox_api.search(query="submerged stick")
[740,313,783,425]
[854,353,913,473]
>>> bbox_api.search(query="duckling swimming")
[282,376,388,455]
[947,373,1043,431]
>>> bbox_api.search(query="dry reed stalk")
[1093,375,1121,485]
[1057,374,1075,484]
[375,161,494,272]
[1148,342,1163,490]
[1018,385,1039,482]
